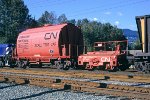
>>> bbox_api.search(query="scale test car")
[14,23,83,69]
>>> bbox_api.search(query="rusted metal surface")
[71,85,150,100]
[0,68,149,83]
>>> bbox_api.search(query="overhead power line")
[67,0,148,18]
[27,0,78,8]
[25,0,148,19]
[24,0,65,7]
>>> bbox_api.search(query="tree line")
[0,0,140,49]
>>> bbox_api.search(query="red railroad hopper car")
[78,41,129,71]
[15,23,83,69]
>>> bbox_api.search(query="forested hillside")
[0,0,127,48]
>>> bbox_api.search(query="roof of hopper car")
[20,23,68,35]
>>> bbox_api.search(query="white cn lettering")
[101,57,110,62]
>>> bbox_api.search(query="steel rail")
[0,72,149,99]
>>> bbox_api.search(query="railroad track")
[0,73,149,99]
[0,68,150,99]
[0,68,150,83]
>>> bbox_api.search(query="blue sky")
[24,0,150,30]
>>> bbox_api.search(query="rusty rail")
[0,72,149,100]
[0,68,149,83]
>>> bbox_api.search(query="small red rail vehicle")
[78,41,129,71]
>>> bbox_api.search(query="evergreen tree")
[24,15,39,28]
[67,19,76,25]
[57,14,67,24]
[0,0,35,43]
[38,11,57,25]
[78,19,126,51]
[131,40,141,50]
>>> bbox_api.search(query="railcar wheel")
[110,67,119,72]
[7,58,16,68]
[0,61,4,68]
[55,61,63,69]
[85,64,94,71]
[63,64,70,70]
[62,61,71,70]
[16,60,28,69]
[144,70,150,74]
[71,62,77,69]
[142,63,150,73]
[57,64,63,69]
[135,63,143,71]
[22,62,27,69]
[0,58,4,68]
[17,61,22,68]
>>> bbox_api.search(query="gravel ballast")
[0,83,130,100]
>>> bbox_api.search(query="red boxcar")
[15,23,83,69]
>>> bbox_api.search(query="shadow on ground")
[10,89,65,100]
[0,83,26,89]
